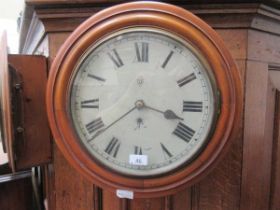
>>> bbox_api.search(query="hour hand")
[137,100,183,120]
[163,110,184,120]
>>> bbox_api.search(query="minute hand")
[89,105,137,141]
[144,104,184,120]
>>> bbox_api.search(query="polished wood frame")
[46,1,243,197]
[0,32,15,171]
[8,55,51,170]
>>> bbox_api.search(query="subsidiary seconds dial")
[69,28,217,177]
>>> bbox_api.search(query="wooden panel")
[215,28,247,88]
[48,32,70,66]
[102,190,122,210]
[103,187,190,210]
[248,29,280,63]
[188,32,245,210]
[270,92,280,210]
[25,0,280,6]
[130,197,164,210]
[193,130,243,210]
[46,32,98,210]
[53,146,94,210]
[241,61,275,210]
[216,30,248,60]
[41,17,89,33]
[0,176,33,210]
[26,0,120,5]
[173,189,192,210]
[8,55,51,170]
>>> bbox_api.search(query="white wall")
[0,0,24,53]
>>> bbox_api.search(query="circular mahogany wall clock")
[47,2,242,197]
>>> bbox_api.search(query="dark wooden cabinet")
[10,1,280,210]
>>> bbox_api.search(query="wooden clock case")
[0,32,51,210]
[10,0,280,210]
[46,2,242,197]
[0,33,51,172]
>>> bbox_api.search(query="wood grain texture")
[194,133,243,210]
[48,33,71,66]
[130,197,165,210]
[270,91,280,210]
[20,3,280,54]
[191,58,246,210]
[241,61,275,210]
[216,30,248,60]
[53,146,94,210]
[45,31,99,210]
[26,0,121,5]
[102,190,122,210]
[0,177,33,210]
[247,29,280,63]
[41,33,69,210]
[24,0,280,7]
[173,188,192,210]
[8,55,51,170]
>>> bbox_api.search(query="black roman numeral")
[183,101,203,112]
[105,137,120,157]
[134,146,143,155]
[161,51,174,68]
[173,122,195,142]
[108,49,124,68]
[160,143,173,158]
[135,42,149,62]
[85,118,104,134]
[88,74,106,82]
[81,99,99,109]
[177,73,196,87]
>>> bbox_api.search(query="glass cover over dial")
[69,28,217,177]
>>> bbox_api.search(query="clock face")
[69,28,217,176]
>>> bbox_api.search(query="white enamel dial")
[69,28,217,176]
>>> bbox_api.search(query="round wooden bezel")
[46,2,243,197]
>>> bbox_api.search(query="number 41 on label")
[129,154,148,166]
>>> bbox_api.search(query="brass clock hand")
[137,100,184,120]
